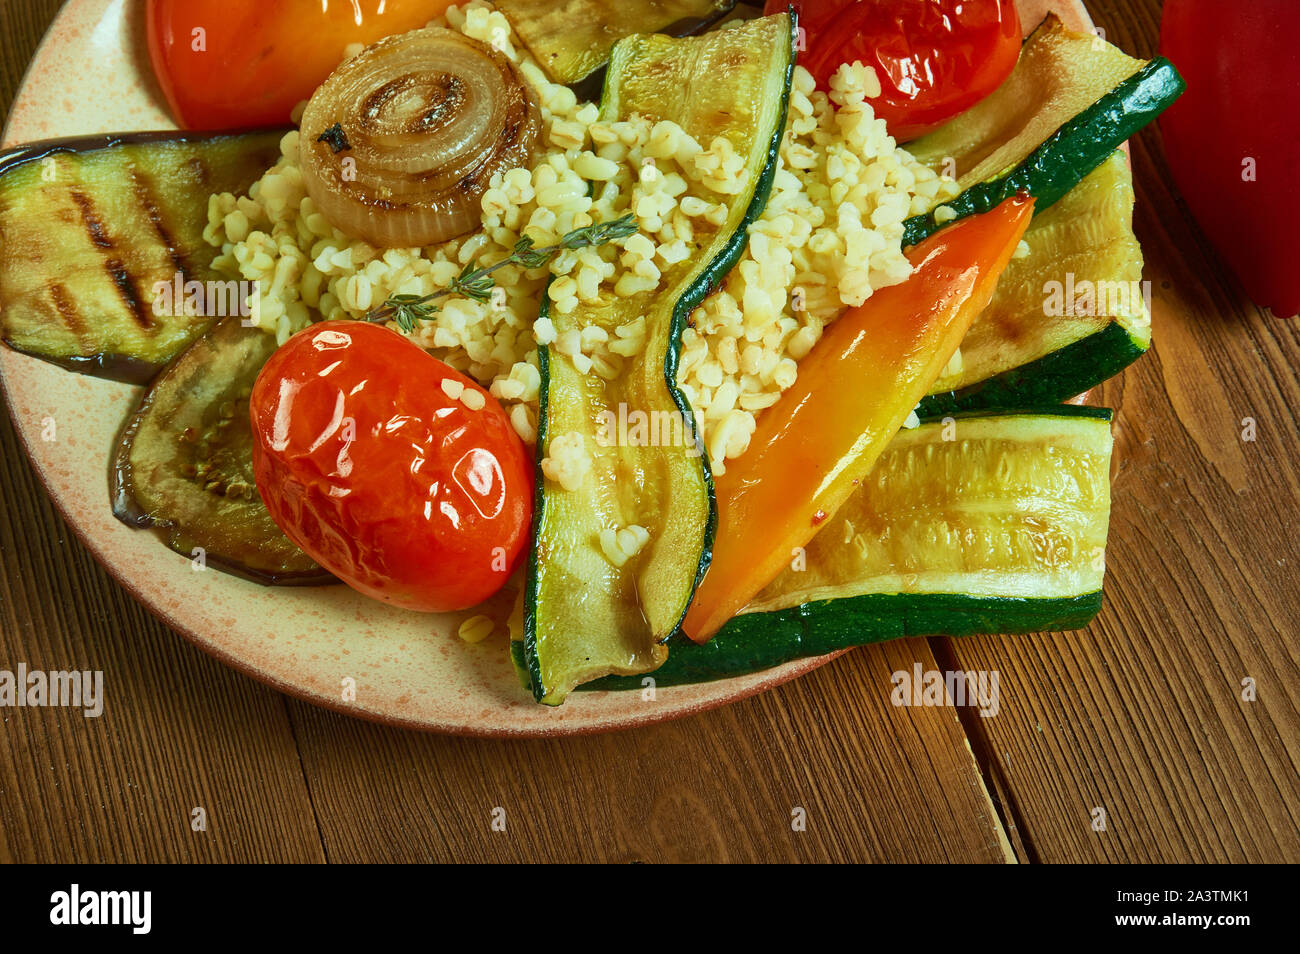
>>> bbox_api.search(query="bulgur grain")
[205,1,959,472]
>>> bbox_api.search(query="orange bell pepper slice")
[683,194,1034,642]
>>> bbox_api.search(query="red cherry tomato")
[145,0,456,130]
[249,321,533,613]
[767,0,1022,141]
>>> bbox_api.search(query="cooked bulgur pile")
[201,1,959,474]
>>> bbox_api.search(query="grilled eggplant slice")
[111,316,333,585]
[0,130,282,383]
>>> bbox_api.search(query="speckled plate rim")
[0,0,1092,737]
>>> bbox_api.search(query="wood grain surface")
[0,0,1295,863]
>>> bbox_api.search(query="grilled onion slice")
[299,27,541,248]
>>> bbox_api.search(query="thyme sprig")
[364,214,638,333]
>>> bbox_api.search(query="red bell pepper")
[1159,1,1300,317]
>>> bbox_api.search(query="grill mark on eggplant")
[129,168,191,280]
[47,283,92,351]
[105,259,153,330]
[1,129,288,383]
[68,187,154,330]
[69,189,114,249]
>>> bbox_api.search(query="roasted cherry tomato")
[145,0,456,130]
[250,321,533,613]
[766,0,1022,141]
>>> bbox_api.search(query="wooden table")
[1,0,1296,864]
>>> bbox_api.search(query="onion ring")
[299,27,541,248]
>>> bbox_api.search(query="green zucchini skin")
[512,592,1102,690]
[901,57,1185,249]
[521,341,552,698]
[917,320,1146,418]
[523,13,798,703]
[576,592,1104,689]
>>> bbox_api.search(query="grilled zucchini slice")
[536,406,1113,688]
[524,12,796,704]
[900,15,1184,248]
[919,152,1150,415]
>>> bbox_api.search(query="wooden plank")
[0,404,328,862]
[0,0,326,864]
[289,639,1013,863]
[937,0,1300,863]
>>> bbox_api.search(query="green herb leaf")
[362,214,640,329]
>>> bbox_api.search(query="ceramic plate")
[0,0,1093,735]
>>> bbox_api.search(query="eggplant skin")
[110,316,335,586]
[0,129,283,383]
